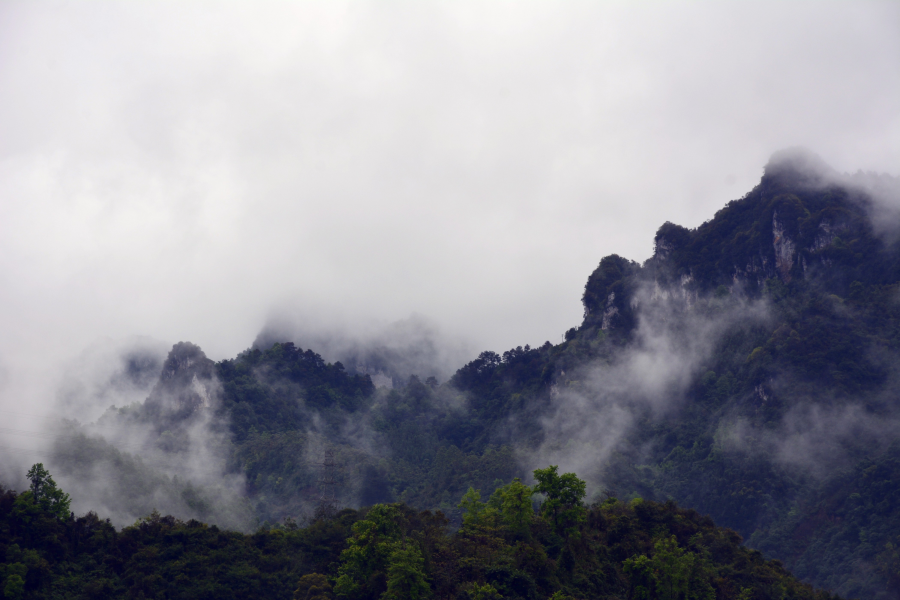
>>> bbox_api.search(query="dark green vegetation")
[13,149,900,598]
[432,150,900,599]
[0,465,841,599]
[68,338,523,527]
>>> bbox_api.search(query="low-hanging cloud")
[54,336,170,422]
[715,362,900,480]
[765,147,900,241]
[521,282,772,491]
[524,267,900,498]
[1,2,899,430]
[256,309,474,385]
[0,340,256,530]
[1,1,899,532]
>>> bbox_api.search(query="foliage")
[334,504,406,600]
[488,478,534,536]
[0,468,841,600]
[532,466,586,539]
[13,464,70,522]
[383,541,430,600]
[458,488,487,528]
[0,473,362,599]
[294,573,334,600]
[623,536,715,600]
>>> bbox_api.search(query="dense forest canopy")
[0,464,843,600]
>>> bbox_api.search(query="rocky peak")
[762,147,838,191]
[653,222,692,261]
[160,342,211,381]
[146,342,217,416]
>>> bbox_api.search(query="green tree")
[28,463,70,516]
[384,541,431,600]
[458,487,489,528]
[468,583,501,600]
[623,536,714,600]
[3,574,25,600]
[652,536,693,600]
[14,463,71,522]
[487,478,534,536]
[334,504,405,600]
[294,573,333,600]
[532,466,586,539]
[623,554,653,600]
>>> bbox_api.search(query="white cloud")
[0,0,897,415]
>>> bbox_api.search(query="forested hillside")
[0,463,842,599]
[8,149,900,598]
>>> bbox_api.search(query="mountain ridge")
[11,149,900,598]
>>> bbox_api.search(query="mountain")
[16,148,900,598]
[562,148,900,597]
[450,148,900,598]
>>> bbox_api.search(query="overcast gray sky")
[1,1,898,410]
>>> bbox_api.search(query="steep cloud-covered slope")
[518,149,900,598]
[13,149,899,598]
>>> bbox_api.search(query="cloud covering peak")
[0,1,898,417]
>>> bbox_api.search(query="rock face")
[145,342,217,416]
[600,292,619,330]
[813,220,843,251]
[581,254,639,332]
[772,210,796,283]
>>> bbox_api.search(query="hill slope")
[0,469,843,600]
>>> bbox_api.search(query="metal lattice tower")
[317,448,339,506]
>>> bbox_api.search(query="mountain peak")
[762,147,838,190]
[145,341,216,415]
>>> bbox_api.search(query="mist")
[521,281,773,497]
[1,2,898,421]
[0,340,256,529]
[764,147,900,240]
[255,310,474,385]
[1,2,899,534]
